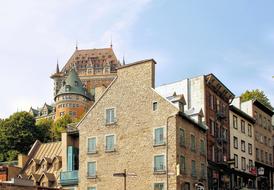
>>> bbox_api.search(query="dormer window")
[179,102,184,112]
[65,85,71,92]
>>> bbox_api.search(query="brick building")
[76,59,208,190]
[156,74,235,189]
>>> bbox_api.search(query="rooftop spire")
[56,59,60,73]
[75,40,78,50]
[122,56,125,65]
[110,36,113,48]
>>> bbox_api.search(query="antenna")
[110,36,113,48]
[75,40,78,50]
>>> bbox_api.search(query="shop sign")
[249,167,257,175]
[258,167,264,175]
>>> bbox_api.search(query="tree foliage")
[36,118,53,143]
[0,112,75,162]
[240,89,273,110]
[52,114,73,140]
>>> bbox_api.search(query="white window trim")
[153,153,166,172]
[87,185,97,190]
[87,161,97,178]
[87,136,97,154]
[105,107,117,125]
[105,134,116,152]
[153,126,166,146]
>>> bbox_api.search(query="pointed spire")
[75,40,78,50]
[110,36,113,48]
[122,56,125,65]
[56,59,60,73]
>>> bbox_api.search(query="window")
[179,128,185,146]
[154,183,164,190]
[191,160,196,177]
[88,187,96,190]
[201,163,206,178]
[261,150,264,162]
[212,146,215,162]
[153,102,158,111]
[233,137,238,149]
[182,183,190,190]
[210,119,215,136]
[105,135,115,151]
[106,108,116,124]
[154,127,165,145]
[256,148,259,160]
[190,134,196,152]
[248,124,252,137]
[241,157,246,170]
[265,152,268,164]
[234,154,238,168]
[154,155,165,172]
[180,156,186,174]
[87,162,96,178]
[270,154,272,164]
[88,137,96,153]
[209,93,214,110]
[241,140,245,152]
[248,143,252,155]
[241,120,245,133]
[233,115,238,129]
[200,139,205,154]
[249,160,253,169]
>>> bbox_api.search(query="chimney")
[17,154,29,168]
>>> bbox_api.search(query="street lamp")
[113,169,137,190]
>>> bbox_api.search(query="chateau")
[29,47,121,121]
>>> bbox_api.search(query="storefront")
[256,162,273,190]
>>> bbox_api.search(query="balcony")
[60,170,78,186]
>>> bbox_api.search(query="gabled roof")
[28,174,41,181]
[40,157,52,164]
[166,93,186,105]
[185,107,204,117]
[38,172,56,182]
[55,69,91,100]
[61,48,119,73]
[29,107,39,116]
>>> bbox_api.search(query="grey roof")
[55,69,91,100]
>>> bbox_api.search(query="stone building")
[156,74,235,190]
[229,105,256,189]
[232,97,274,189]
[30,47,121,121]
[77,59,208,190]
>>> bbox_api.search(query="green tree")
[0,112,37,161]
[36,118,53,143]
[241,89,273,110]
[52,114,73,140]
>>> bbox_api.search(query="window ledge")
[153,143,166,147]
[105,122,117,126]
[87,175,97,179]
[87,151,98,155]
[153,170,166,175]
[105,149,116,153]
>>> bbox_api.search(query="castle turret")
[54,69,93,120]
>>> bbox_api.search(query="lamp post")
[113,169,137,190]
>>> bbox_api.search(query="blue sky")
[0,0,273,118]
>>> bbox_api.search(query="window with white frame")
[154,155,165,172]
[87,187,96,190]
[154,127,165,145]
[88,137,96,153]
[87,161,96,178]
[152,102,158,111]
[106,108,115,124]
[105,135,115,151]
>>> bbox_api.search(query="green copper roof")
[55,69,91,100]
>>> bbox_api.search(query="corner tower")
[54,69,92,120]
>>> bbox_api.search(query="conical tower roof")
[55,69,91,100]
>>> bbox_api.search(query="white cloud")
[0,0,152,118]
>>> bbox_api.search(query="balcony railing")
[60,170,78,186]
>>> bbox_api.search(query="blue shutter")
[88,138,96,153]
[106,135,114,150]
[88,162,96,177]
[67,146,73,171]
